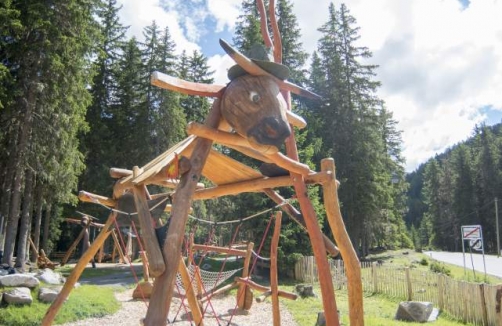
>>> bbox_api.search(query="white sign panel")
[462,225,481,240]
[470,239,483,251]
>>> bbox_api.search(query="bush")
[419,258,428,266]
[429,261,451,276]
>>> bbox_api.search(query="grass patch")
[0,285,120,326]
[280,286,473,326]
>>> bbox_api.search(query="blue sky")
[118,0,502,172]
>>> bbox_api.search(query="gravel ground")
[62,288,298,326]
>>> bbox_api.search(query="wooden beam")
[192,244,247,257]
[263,189,340,257]
[321,158,364,326]
[237,242,254,309]
[187,122,312,175]
[271,211,282,326]
[235,277,297,300]
[79,191,115,207]
[41,212,115,326]
[282,89,340,326]
[192,172,330,201]
[144,99,222,326]
[111,229,128,264]
[61,226,86,266]
[286,111,307,129]
[131,173,165,277]
[178,259,203,325]
[187,122,275,154]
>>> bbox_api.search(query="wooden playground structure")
[41,1,364,325]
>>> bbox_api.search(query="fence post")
[479,284,488,326]
[405,267,412,301]
[437,274,444,310]
[372,262,378,293]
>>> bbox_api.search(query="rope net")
[174,264,242,296]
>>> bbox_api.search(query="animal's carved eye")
[250,91,261,103]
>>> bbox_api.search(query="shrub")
[419,258,428,266]
[429,261,451,276]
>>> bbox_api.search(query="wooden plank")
[61,227,86,266]
[143,100,221,326]
[270,212,282,326]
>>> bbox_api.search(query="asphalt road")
[424,251,502,279]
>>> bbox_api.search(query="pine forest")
[0,0,499,271]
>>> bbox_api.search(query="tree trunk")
[15,169,34,270]
[32,183,44,262]
[42,203,52,253]
[2,75,37,265]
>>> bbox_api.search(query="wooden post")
[478,284,488,326]
[132,171,165,277]
[61,226,86,266]
[437,274,444,310]
[270,211,282,326]
[139,251,150,282]
[28,237,39,261]
[143,100,221,326]
[97,241,104,263]
[372,263,378,293]
[495,285,502,326]
[111,229,128,263]
[41,212,116,326]
[238,241,254,309]
[178,258,203,325]
[321,158,363,326]
[405,267,412,301]
[263,189,340,257]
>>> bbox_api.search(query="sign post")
[461,225,487,279]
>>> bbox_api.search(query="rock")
[0,274,40,288]
[133,281,153,299]
[315,311,342,326]
[395,301,434,322]
[38,286,62,303]
[3,287,33,305]
[0,269,8,276]
[295,284,317,298]
[37,268,65,285]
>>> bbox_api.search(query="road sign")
[462,225,481,240]
[470,239,483,251]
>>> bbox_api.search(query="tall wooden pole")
[41,212,116,326]
[283,90,340,326]
[321,158,364,326]
[143,100,221,325]
[270,211,282,326]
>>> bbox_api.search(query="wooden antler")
[219,39,320,100]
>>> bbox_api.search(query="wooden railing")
[294,256,502,326]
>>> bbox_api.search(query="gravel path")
[62,288,298,326]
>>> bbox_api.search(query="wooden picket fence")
[294,256,502,326]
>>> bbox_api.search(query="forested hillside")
[406,124,502,254]
[0,0,409,269]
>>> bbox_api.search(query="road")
[424,251,502,279]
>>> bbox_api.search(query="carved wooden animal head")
[221,75,291,153]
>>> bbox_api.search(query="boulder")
[38,286,62,303]
[37,268,65,285]
[2,287,33,305]
[395,301,434,323]
[0,274,40,288]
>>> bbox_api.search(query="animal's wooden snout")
[247,115,291,149]
[221,75,291,153]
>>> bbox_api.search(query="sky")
[117,0,502,172]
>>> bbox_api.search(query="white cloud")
[292,0,502,171]
[117,0,502,172]
[117,0,200,54]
